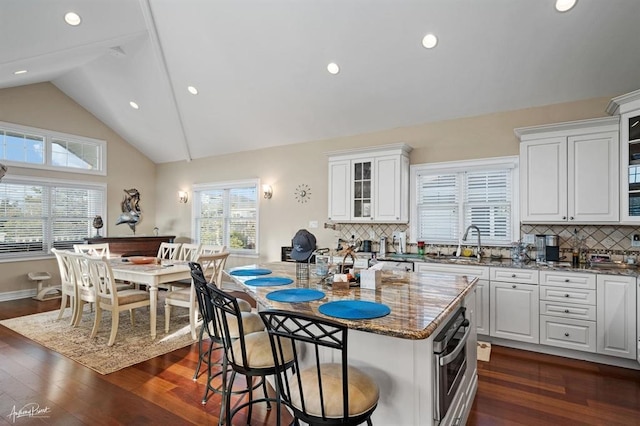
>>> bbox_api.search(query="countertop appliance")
[433,307,470,422]
[545,234,560,262]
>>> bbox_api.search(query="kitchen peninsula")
[226,262,478,426]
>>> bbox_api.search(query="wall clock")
[295,184,311,203]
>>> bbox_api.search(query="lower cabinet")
[474,280,489,336]
[596,275,637,360]
[490,281,540,344]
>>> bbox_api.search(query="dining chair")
[189,262,265,411]
[187,252,253,381]
[73,243,110,258]
[52,249,79,324]
[157,242,181,260]
[259,309,380,426]
[178,243,201,261]
[208,284,295,426]
[67,251,97,327]
[164,252,228,340]
[199,244,226,255]
[87,255,152,346]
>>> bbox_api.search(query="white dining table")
[109,259,191,339]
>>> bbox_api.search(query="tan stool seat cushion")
[236,298,253,312]
[224,312,265,338]
[230,331,293,369]
[289,363,379,418]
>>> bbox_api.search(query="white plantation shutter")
[194,180,259,254]
[412,158,517,245]
[464,170,511,244]
[0,179,105,257]
[416,174,459,241]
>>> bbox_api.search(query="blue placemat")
[318,300,391,320]
[230,268,272,276]
[267,288,326,303]
[245,276,293,287]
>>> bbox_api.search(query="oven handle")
[439,320,471,366]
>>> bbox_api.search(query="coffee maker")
[545,234,560,262]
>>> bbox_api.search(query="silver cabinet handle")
[511,274,516,278]
[564,279,570,282]
[564,309,570,313]
[570,216,574,220]
[564,332,570,337]
[562,216,567,220]
[565,294,570,297]
[512,284,516,289]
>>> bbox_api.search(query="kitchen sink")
[425,255,480,264]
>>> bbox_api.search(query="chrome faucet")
[462,225,482,260]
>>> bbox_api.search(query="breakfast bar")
[226,262,479,426]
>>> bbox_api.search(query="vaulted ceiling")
[2,0,640,163]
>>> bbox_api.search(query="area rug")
[0,301,198,375]
[477,341,491,362]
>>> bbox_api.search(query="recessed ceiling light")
[422,33,438,49]
[129,101,139,110]
[187,86,198,95]
[64,12,82,26]
[13,70,27,75]
[555,0,577,12]
[327,63,340,75]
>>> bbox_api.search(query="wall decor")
[295,183,311,203]
[115,188,142,234]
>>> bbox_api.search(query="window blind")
[0,179,105,256]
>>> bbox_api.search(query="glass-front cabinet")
[353,161,372,219]
[327,144,411,223]
[607,88,640,223]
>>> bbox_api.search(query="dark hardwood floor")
[1,297,639,425]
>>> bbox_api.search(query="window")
[0,177,106,258]
[410,156,518,246]
[193,180,259,255]
[0,121,105,175]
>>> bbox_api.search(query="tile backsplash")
[332,222,640,261]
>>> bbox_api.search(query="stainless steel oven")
[433,307,470,422]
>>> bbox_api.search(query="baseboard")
[482,335,640,371]
[0,288,37,302]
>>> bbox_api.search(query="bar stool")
[259,309,380,426]
[189,262,264,412]
[208,284,295,426]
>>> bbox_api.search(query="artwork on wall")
[115,188,142,234]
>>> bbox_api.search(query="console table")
[85,235,175,257]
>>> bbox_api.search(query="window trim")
[409,156,519,245]
[0,120,107,176]
[192,178,261,256]
[0,175,107,262]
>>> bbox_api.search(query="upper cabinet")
[327,144,412,223]
[606,89,640,223]
[516,117,620,224]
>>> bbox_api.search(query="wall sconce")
[262,184,273,199]
[178,190,189,203]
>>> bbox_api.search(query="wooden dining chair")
[157,242,181,260]
[87,255,152,346]
[52,249,79,324]
[199,244,226,255]
[178,243,201,262]
[67,251,97,327]
[73,243,110,258]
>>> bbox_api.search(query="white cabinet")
[539,271,597,353]
[516,117,619,223]
[596,274,637,359]
[606,88,640,223]
[416,263,489,335]
[489,267,539,344]
[327,144,411,223]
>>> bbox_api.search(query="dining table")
[109,258,191,339]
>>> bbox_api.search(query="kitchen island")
[226,262,478,426]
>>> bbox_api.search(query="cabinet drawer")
[539,286,596,305]
[416,263,490,280]
[539,270,596,289]
[540,315,596,352]
[540,300,596,321]
[490,267,539,284]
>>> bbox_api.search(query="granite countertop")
[225,261,476,341]
[379,255,640,277]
